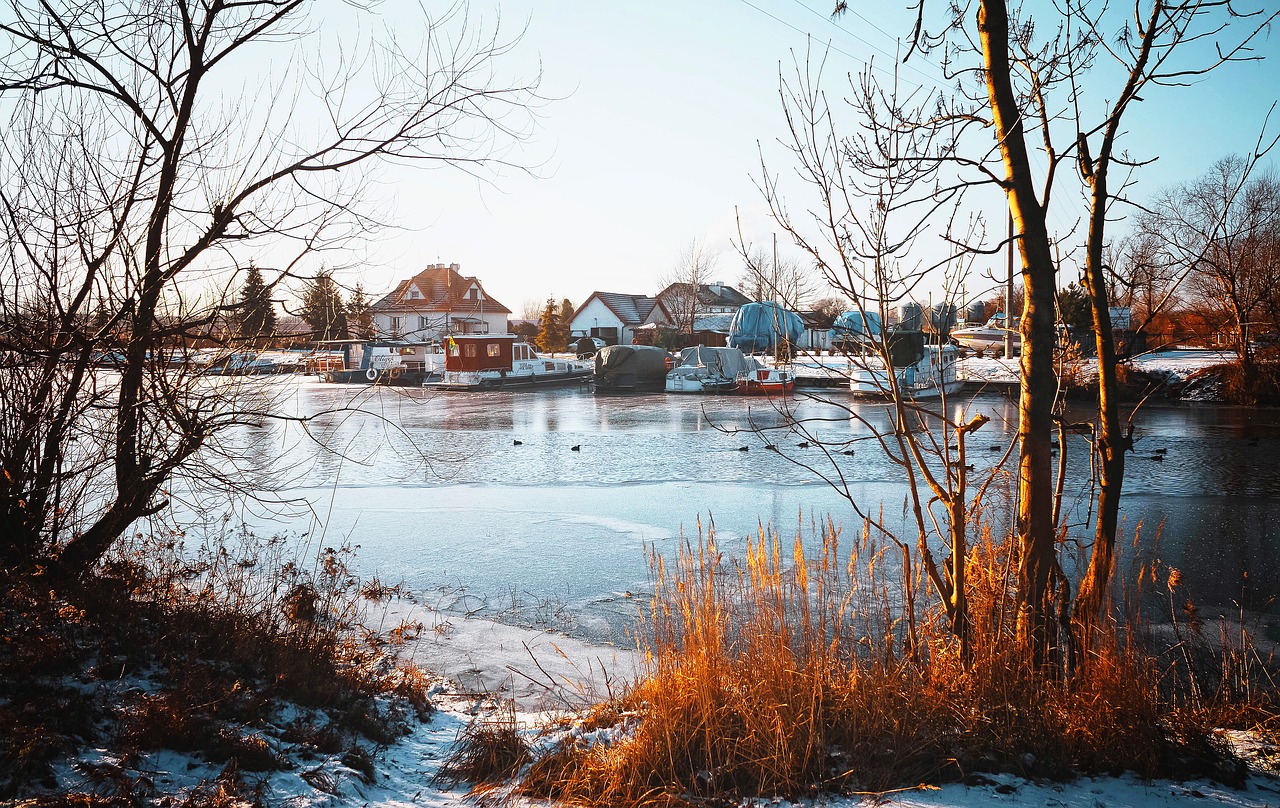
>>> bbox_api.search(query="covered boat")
[425,334,591,391]
[665,346,756,394]
[592,345,674,393]
[830,310,883,352]
[848,330,964,399]
[728,302,805,353]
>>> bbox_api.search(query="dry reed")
[519,519,1266,806]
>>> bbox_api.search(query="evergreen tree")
[558,298,574,349]
[300,270,348,341]
[348,283,373,340]
[236,264,276,343]
[535,297,560,352]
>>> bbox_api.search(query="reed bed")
[510,519,1274,806]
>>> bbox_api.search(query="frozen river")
[187,377,1280,643]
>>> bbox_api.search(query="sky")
[308,0,1280,317]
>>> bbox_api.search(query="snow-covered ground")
[52,602,1276,807]
[786,347,1234,388]
[961,347,1235,387]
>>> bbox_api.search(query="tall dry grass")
[518,520,1265,806]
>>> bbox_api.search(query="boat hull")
[322,368,438,386]
[848,344,964,399]
[733,368,796,395]
[425,368,592,391]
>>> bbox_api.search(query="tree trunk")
[979,0,1059,663]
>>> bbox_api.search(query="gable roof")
[371,263,512,316]
[577,291,659,326]
[656,282,752,309]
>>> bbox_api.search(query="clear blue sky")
[336,0,1280,316]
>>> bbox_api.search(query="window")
[464,344,477,358]
[390,316,404,335]
[418,315,430,330]
[487,343,502,358]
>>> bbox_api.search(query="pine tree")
[300,270,348,341]
[237,264,276,344]
[558,298,574,350]
[348,283,373,340]
[535,297,560,352]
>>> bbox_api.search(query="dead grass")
[438,705,533,790]
[517,522,1275,806]
[0,526,435,802]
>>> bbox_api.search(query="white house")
[567,292,659,346]
[370,263,510,342]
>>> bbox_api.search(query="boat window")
[487,343,502,358]
[464,344,477,358]
[448,341,460,357]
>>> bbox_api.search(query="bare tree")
[658,238,719,337]
[738,245,817,309]
[754,48,994,658]
[825,0,1278,660]
[0,1,541,581]
[1143,156,1280,378]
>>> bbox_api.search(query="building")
[640,281,752,348]
[567,292,660,346]
[369,263,510,342]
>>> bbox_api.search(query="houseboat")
[733,366,796,395]
[425,334,591,391]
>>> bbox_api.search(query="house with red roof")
[370,263,510,342]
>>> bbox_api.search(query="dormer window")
[468,285,481,301]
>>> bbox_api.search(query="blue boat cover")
[830,310,883,340]
[728,302,805,352]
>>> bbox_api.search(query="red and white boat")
[733,367,795,395]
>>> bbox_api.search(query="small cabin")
[444,333,525,372]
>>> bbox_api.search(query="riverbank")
[5,527,1274,804]
[8,560,1278,808]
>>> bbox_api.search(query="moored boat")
[315,341,445,386]
[425,333,591,391]
[951,313,1020,356]
[592,345,674,393]
[733,366,795,395]
[848,331,964,399]
[665,346,754,394]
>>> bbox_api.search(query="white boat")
[951,313,1020,356]
[665,346,754,393]
[848,332,964,399]
[425,333,591,391]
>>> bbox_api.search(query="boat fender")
[366,368,378,381]
[389,367,401,380]
[664,356,675,370]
